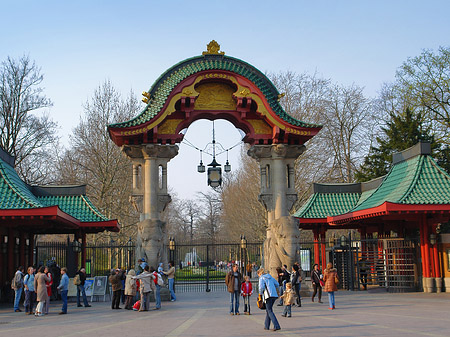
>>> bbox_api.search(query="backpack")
[73,274,81,285]
[11,272,23,290]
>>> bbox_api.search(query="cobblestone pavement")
[0,289,449,337]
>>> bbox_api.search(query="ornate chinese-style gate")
[107,41,322,275]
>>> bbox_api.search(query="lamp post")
[72,239,82,272]
[169,237,175,263]
[240,235,247,276]
[126,237,134,269]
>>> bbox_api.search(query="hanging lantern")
[207,158,222,187]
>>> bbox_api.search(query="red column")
[81,232,87,268]
[432,226,441,278]
[320,232,326,272]
[419,221,427,277]
[423,220,431,278]
[313,229,320,267]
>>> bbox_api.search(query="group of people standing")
[225,261,340,332]
[108,259,176,312]
[11,265,71,315]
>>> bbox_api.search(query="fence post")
[206,244,210,292]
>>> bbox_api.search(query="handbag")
[319,280,325,287]
[257,294,266,310]
[334,275,339,285]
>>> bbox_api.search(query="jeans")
[327,291,335,308]
[61,290,68,313]
[243,295,251,313]
[24,290,36,313]
[140,291,151,311]
[155,285,161,309]
[77,285,89,306]
[278,285,284,305]
[168,278,176,301]
[294,283,301,306]
[14,287,23,311]
[229,290,239,314]
[283,304,291,316]
[264,297,281,330]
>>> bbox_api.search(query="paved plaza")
[0,290,449,337]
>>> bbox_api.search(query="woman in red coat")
[323,262,338,310]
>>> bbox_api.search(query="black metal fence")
[36,235,421,293]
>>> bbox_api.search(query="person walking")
[76,268,91,308]
[257,268,281,331]
[291,264,302,307]
[43,266,53,315]
[225,264,243,315]
[57,267,69,315]
[311,264,323,303]
[124,269,137,310]
[323,262,338,310]
[23,266,36,315]
[109,269,124,309]
[34,266,51,317]
[12,266,24,312]
[163,261,176,301]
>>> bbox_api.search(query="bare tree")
[0,55,56,184]
[55,81,140,243]
[196,191,222,242]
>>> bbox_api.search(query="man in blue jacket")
[57,267,69,314]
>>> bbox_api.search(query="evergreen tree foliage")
[355,108,436,182]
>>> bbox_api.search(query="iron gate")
[171,242,263,292]
[330,237,420,292]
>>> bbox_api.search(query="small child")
[280,282,296,317]
[241,275,253,315]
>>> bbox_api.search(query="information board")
[92,276,108,301]
[84,278,94,296]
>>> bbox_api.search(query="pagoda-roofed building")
[294,142,450,293]
[0,147,119,300]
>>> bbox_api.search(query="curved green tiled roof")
[0,154,110,222]
[38,195,109,222]
[294,192,360,219]
[109,54,321,129]
[354,155,450,211]
[0,157,42,209]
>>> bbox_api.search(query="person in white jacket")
[132,265,155,311]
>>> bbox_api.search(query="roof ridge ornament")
[202,40,225,55]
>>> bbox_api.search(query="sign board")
[84,278,94,296]
[68,278,77,297]
[93,276,108,297]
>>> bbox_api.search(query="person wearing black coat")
[76,268,91,308]
[311,264,323,303]
[290,264,302,307]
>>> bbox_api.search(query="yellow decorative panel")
[158,119,183,135]
[247,119,272,135]
[194,83,236,110]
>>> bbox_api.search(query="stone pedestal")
[423,277,435,293]
[435,277,442,293]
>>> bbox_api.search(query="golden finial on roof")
[202,40,225,55]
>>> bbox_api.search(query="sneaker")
[85,305,91,307]
[287,315,291,318]
[171,299,175,302]
[281,314,286,317]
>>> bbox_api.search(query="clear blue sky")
[1,0,449,199]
